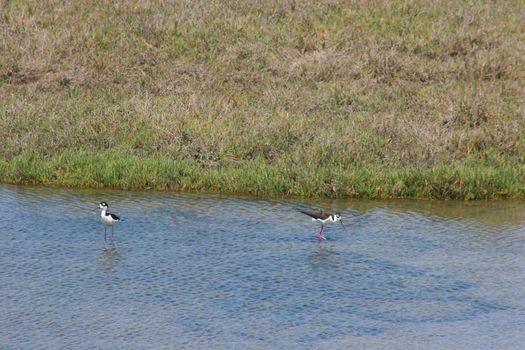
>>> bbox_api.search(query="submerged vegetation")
[1,1,524,198]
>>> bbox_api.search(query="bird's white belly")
[101,216,116,226]
[312,218,333,224]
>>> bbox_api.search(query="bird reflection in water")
[307,245,341,274]
[97,245,121,272]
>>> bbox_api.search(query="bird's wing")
[109,213,120,221]
[300,210,330,220]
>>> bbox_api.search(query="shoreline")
[1,151,523,200]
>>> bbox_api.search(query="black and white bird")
[98,201,120,243]
[300,210,345,242]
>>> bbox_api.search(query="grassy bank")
[1,150,524,199]
[1,1,524,198]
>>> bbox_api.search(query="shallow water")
[1,184,525,349]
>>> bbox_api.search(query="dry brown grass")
[0,0,524,197]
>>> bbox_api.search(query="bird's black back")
[300,210,331,220]
[106,212,120,221]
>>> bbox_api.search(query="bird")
[300,210,345,242]
[97,201,120,243]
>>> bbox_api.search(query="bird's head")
[333,213,345,228]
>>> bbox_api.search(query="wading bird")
[300,210,345,242]
[97,201,120,243]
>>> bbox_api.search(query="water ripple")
[1,184,525,349]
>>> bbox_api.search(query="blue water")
[1,184,525,349]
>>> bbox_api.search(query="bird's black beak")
[340,220,346,229]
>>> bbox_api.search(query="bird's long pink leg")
[320,225,326,240]
[317,225,326,242]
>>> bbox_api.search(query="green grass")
[1,1,524,199]
[1,150,524,199]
